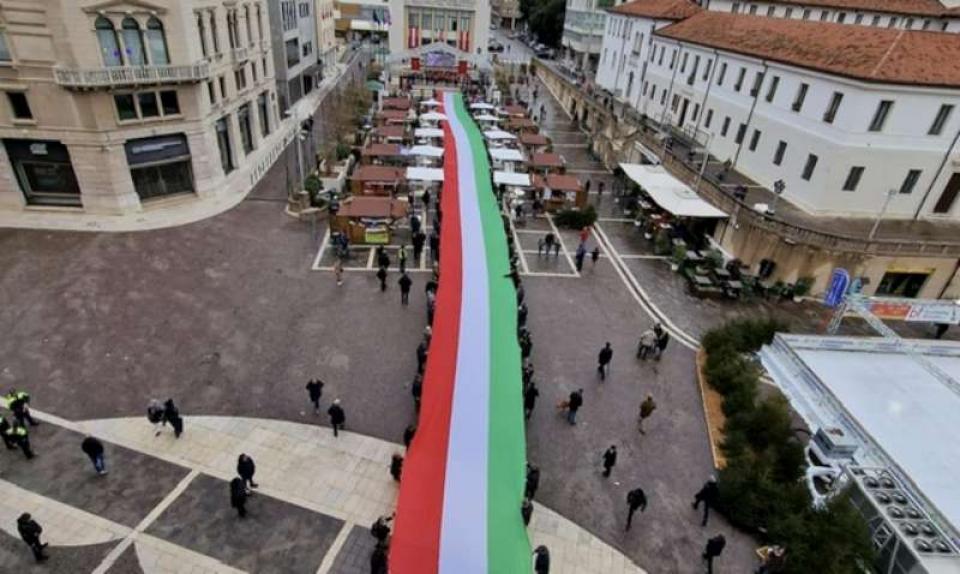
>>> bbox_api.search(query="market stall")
[361,143,404,165]
[331,196,409,245]
[377,109,412,126]
[489,147,526,172]
[519,132,550,154]
[350,165,406,196]
[406,145,445,167]
[533,173,586,211]
[530,152,565,175]
[372,125,407,144]
[383,97,412,111]
[506,117,538,134]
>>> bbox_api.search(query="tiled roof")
[350,166,406,181]
[361,143,402,156]
[520,133,550,145]
[607,0,702,20]
[764,0,959,17]
[655,11,960,88]
[531,153,565,167]
[338,197,409,219]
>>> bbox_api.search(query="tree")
[523,0,566,48]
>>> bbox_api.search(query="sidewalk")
[0,413,646,574]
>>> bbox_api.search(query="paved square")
[146,473,343,574]
[327,525,378,574]
[0,529,117,573]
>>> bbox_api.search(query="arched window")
[121,17,146,65]
[95,16,123,67]
[145,17,169,65]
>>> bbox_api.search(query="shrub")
[335,142,351,161]
[304,174,322,194]
[553,205,597,229]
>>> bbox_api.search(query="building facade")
[562,0,628,74]
[492,0,522,30]
[0,0,278,215]
[316,0,338,74]
[706,0,960,32]
[268,0,320,113]
[387,0,491,62]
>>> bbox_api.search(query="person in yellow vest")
[0,414,18,450]
[7,422,34,459]
[6,389,38,427]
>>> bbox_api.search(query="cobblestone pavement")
[0,414,639,574]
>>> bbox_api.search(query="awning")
[420,112,448,122]
[470,102,495,110]
[414,128,444,138]
[489,148,524,162]
[421,99,442,107]
[474,114,500,122]
[406,167,444,182]
[483,130,517,141]
[494,171,532,187]
[620,163,728,218]
[406,145,444,158]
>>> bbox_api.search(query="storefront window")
[3,139,81,206]
[238,104,254,155]
[125,134,195,200]
[215,117,234,174]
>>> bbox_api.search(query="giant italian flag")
[389,92,531,573]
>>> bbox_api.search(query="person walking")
[575,242,586,272]
[163,399,183,438]
[412,231,426,262]
[81,435,107,475]
[544,232,555,256]
[370,514,392,548]
[416,340,429,374]
[625,487,648,531]
[523,381,539,420]
[334,258,344,286]
[533,545,551,574]
[537,237,545,256]
[517,302,528,328]
[411,374,423,411]
[398,244,408,273]
[147,399,165,436]
[567,389,583,425]
[390,453,404,481]
[429,230,440,262]
[370,546,388,574]
[7,422,34,459]
[306,379,324,414]
[7,390,38,427]
[237,454,258,489]
[17,513,48,562]
[693,476,720,527]
[0,414,17,450]
[398,272,412,305]
[601,445,618,478]
[655,325,671,360]
[230,476,249,518]
[591,246,600,266]
[402,424,416,448]
[703,534,727,574]
[525,464,540,499]
[636,328,657,360]
[638,395,657,434]
[328,399,346,437]
[376,247,390,270]
[376,266,387,292]
[597,343,613,381]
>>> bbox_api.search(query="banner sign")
[823,268,850,308]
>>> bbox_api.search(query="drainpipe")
[914,120,960,219]
[732,59,767,167]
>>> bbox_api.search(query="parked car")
[535,47,556,59]
[488,41,505,53]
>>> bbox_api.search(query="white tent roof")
[494,171,532,187]
[420,99,441,107]
[620,163,727,218]
[484,130,518,141]
[414,128,444,138]
[475,114,501,122]
[470,102,495,110]
[406,167,444,182]
[420,112,448,121]
[406,145,444,158]
[489,148,525,162]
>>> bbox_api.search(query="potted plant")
[793,277,813,302]
[654,229,672,256]
[671,244,687,272]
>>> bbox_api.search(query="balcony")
[54,63,211,90]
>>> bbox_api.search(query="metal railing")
[54,63,211,89]
[534,60,960,258]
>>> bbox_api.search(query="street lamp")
[284,108,310,191]
[868,188,898,240]
[769,179,785,216]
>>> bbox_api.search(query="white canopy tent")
[474,113,501,123]
[414,128,444,139]
[406,167,444,182]
[484,130,518,141]
[406,145,444,158]
[420,112,448,122]
[420,99,441,107]
[494,171,532,187]
[489,148,525,162]
[620,163,727,218]
[470,102,495,110]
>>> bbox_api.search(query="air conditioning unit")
[812,427,858,460]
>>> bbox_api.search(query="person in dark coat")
[567,389,584,425]
[525,464,540,499]
[533,545,550,574]
[81,435,107,475]
[17,513,47,562]
[370,515,392,548]
[305,379,324,414]
[638,395,656,434]
[703,534,726,574]
[230,477,248,518]
[693,476,720,526]
[7,390,38,427]
[0,414,17,450]
[398,272,412,305]
[237,454,258,489]
[416,341,429,374]
[523,382,539,420]
[390,453,404,481]
[163,399,183,438]
[655,325,670,360]
[591,246,600,266]
[626,487,648,531]
[412,231,426,262]
[429,231,440,262]
[7,422,33,459]
[411,374,423,411]
[370,546,388,574]
[402,424,416,448]
[601,445,617,478]
[517,302,528,328]
[521,498,534,526]
[376,247,390,270]
[376,266,387,292]
[328,399,346,437]
[597,343,613,381]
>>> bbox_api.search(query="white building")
[316,0,338,74]
[562,0,629,73]
[386,0,490,65]
[268,0,321,113]
[706,0,960,33]
[596,6,960,220]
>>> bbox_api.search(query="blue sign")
[824,268,850,308]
